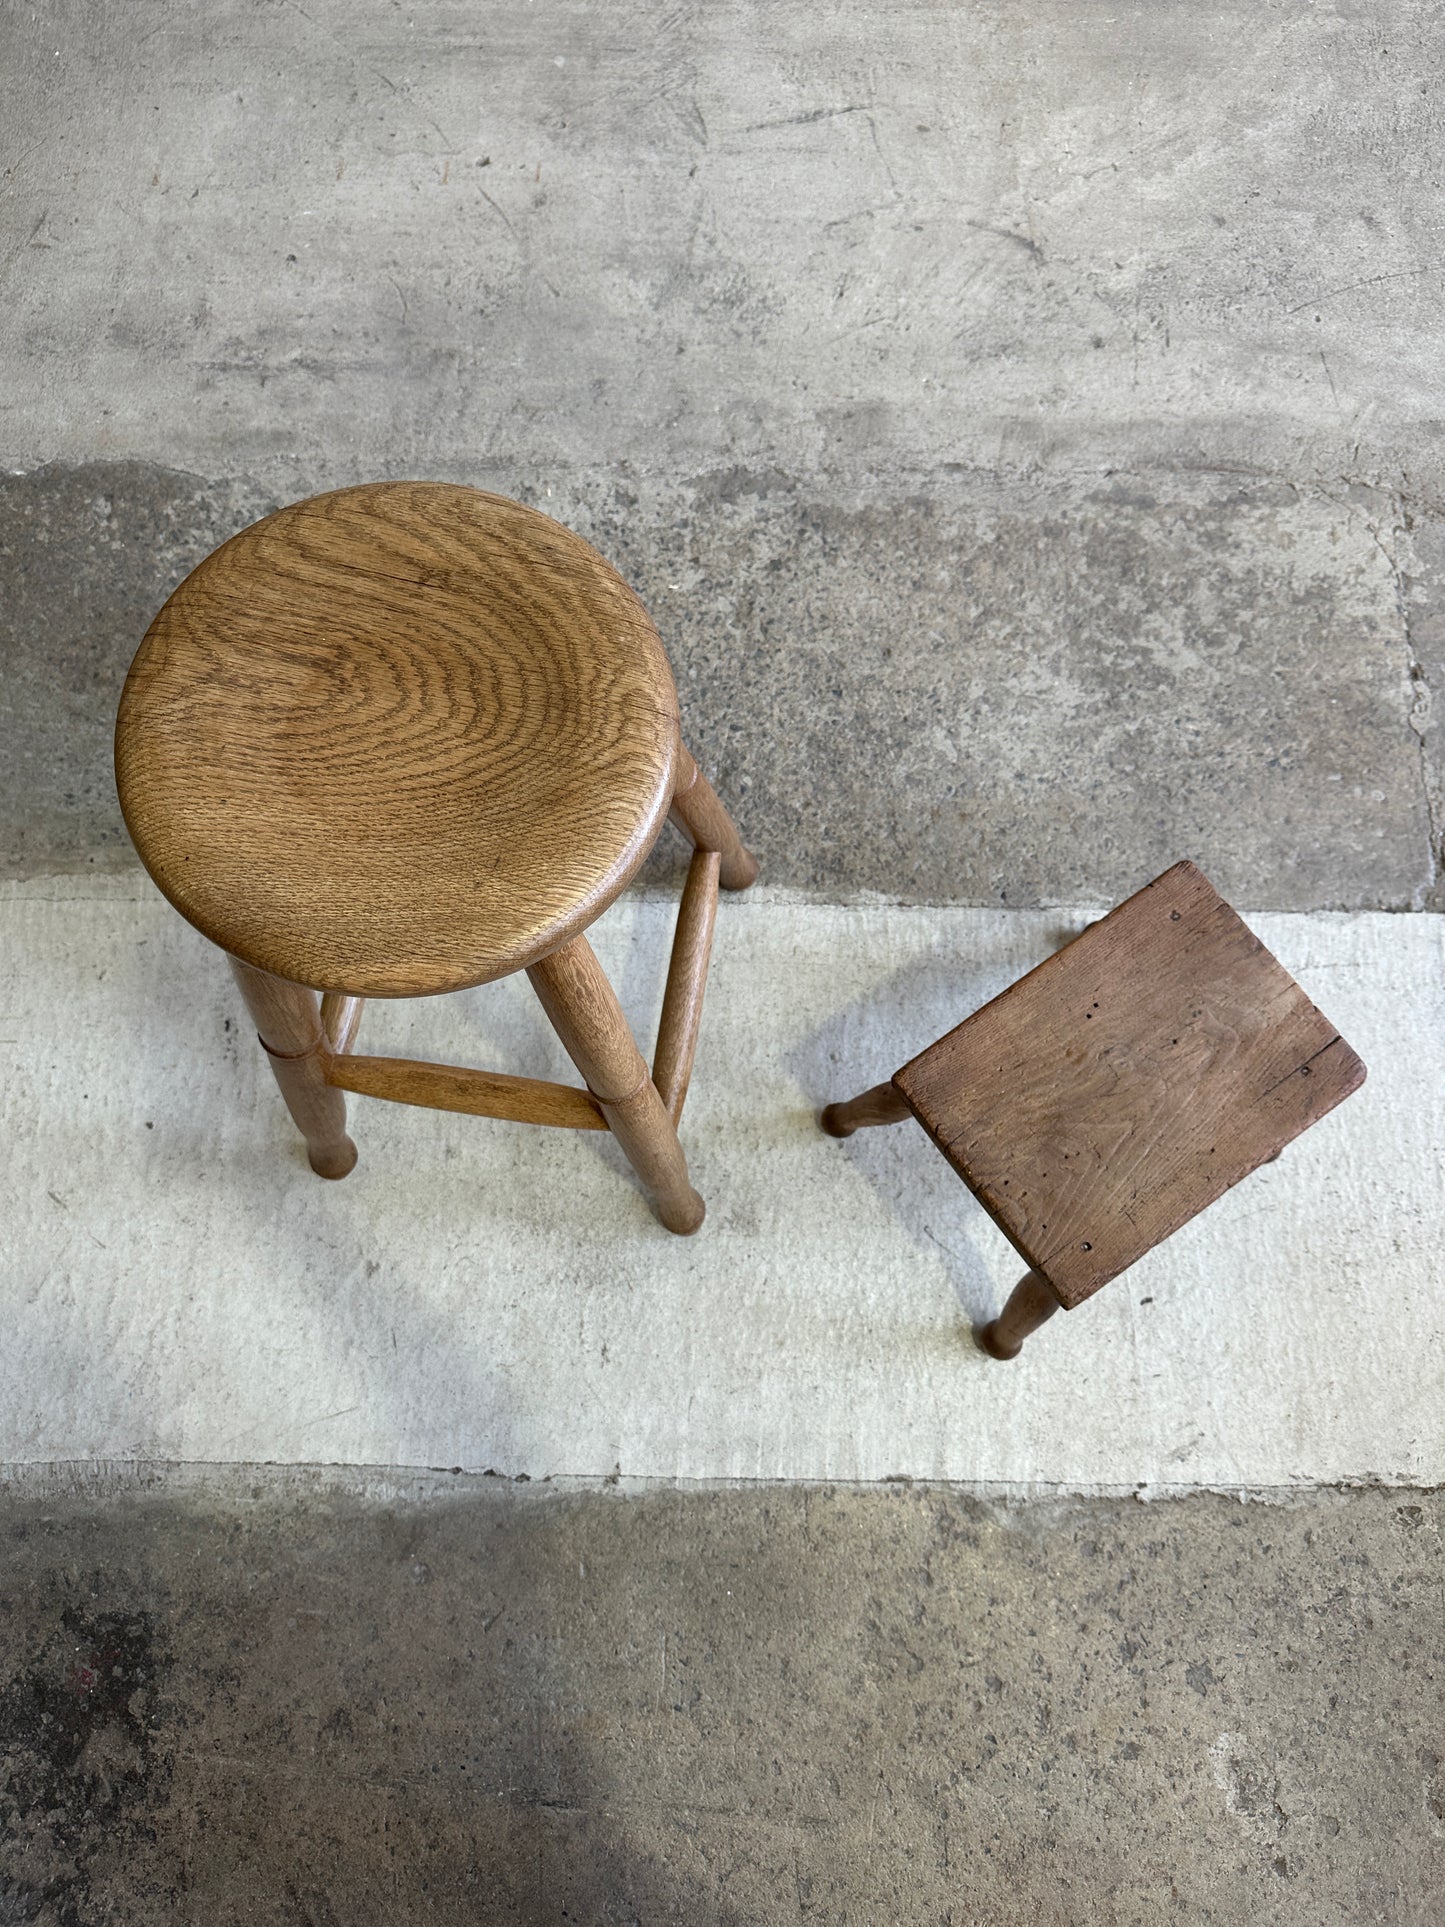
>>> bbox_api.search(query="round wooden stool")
[115,482,758,1233]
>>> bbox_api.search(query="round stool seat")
[116,483,681,997]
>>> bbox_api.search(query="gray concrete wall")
[3,0,1442,906]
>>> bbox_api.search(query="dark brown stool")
[822,862,1365,1356]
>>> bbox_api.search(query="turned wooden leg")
[228,956,358,1179]
[320,991,365,1055]
[821,1080,911,1138]
[670,743,759,890]
[977,1270,1062,1360]
[528,935,705,1235]
[652,848,720,1122]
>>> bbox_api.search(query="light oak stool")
[821,862,1365,1355]
[115,481,758,1234]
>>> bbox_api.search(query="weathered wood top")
[893,861,1366,1307]
[116,483,680,996]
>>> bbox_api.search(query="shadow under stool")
[822,861,1366,1356]
[115,482,758,1234]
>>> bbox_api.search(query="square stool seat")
[824,861,1366,1355]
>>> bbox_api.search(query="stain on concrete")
[603,468,1433,911]
[0,1588,173,1924]
[0,1476,1439,1923]
[2,461,1433,911]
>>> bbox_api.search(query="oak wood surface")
[117,483,681,998]
[893,861,1366,1308]
[652,848,720,1121]
[229,958,357,1179]
[528,934,704,1234]
[326,1053,606,1130]
[670,745,760,890]
[321,992,365,1056]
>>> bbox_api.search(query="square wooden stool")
[822,862,1366,1356]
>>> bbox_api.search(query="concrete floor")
[3,457,1440,911]
[3,2,1444,911]
[5,883,1441,1488]
[2,1474,1441,1926]
[3,2,1444,1919]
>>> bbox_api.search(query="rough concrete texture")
[3,0,1444,905]
[2,460,1437,908]
[3,1,1443,499]
[0,1473,1440,1925]
[5,879,1440,1487]
[4,6,1444,1916]
[0,464,276,879]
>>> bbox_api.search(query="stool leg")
[977,1270,1062,1360]
[670,744,759,890]
[821,1081,911,1138]
[527,935,705,1235]
[228,957,358,1179]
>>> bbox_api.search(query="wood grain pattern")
[121,487,757,1227]
[321,993,365,1056]
[117,483,681,997]
[894,861,1366,1308]
[671,745,760,890]
[228,957,357,1179]
[528,934,704,1234]
[326,1054,606,1130]
[652,848,720,1121]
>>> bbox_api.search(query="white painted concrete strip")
[1,878,1441,1491]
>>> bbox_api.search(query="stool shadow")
[784,929,1079,1328]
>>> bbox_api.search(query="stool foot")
[719,849,760,892]
[976,1270,1062,1360]
[529,935,704,1234]
[658,1184,706,1236]
[229,957,357,1180]
[821,1081,911,1138]
[670,744,758,890]
[310,1136,359,1180]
